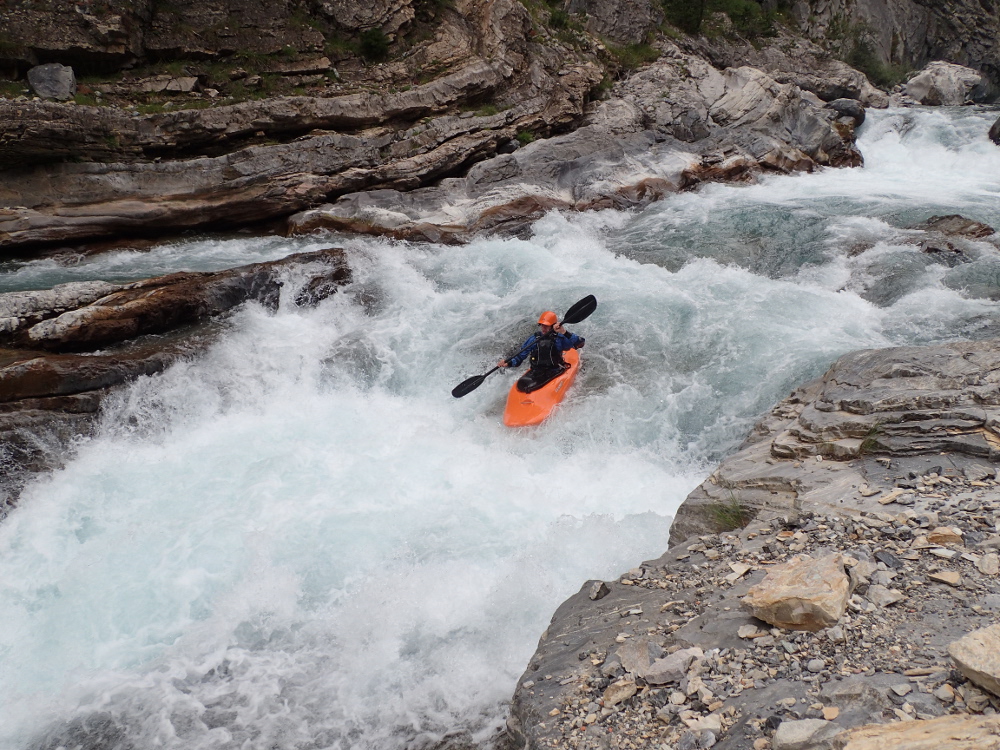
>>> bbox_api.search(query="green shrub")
[662,0,706,34]
[549,9,569,28]
[359,28,390,62]
[610,43,661,72]
[845,37,908,88]
[516,130,535,145]
[708,492,753,532]
[662,0,780,39]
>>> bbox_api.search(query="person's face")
[539,324,552,334]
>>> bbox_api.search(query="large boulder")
[903,61,987,105]
[27,63,77,101]
[741,552,850,631]
[949,624,1000,698]
[990,115,1000,146]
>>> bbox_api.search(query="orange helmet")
[538,311,558,326]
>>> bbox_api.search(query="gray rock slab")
[27,63,76,101]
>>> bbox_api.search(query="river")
[1,106,999,750]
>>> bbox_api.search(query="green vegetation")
[844,35,909,88]
[549,9,570,29]
[516,130,536,145]
[0,80,25,98]
[359,28,390,62]
[609,43,661,72]
[858,420,885,456]
[708,492,753,532]
[74,92,99,106]
[662,0,787,39]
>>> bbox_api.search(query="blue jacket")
[507,330,584,368]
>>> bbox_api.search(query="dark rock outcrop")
[0,248,351,511]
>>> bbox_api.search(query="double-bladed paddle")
[451,294,597,398]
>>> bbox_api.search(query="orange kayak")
[503,348,580,427]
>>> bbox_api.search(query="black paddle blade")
[452,373,488,398]
[562,294,597,325]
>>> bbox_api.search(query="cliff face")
[791,0,1000,90]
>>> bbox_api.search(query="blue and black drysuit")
[506,329,585,393]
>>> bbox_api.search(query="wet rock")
[742,553,850,632]
[826,98,866,127]
[910,215,996,239]
[903,61,986,106]
[2,249,350,353]
[27,63,77,101]
[991,115,1000,147]
[949,624,1000,697]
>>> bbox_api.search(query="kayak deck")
[502,348,580,427]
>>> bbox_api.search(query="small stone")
[891,683,913,697]
[867,584,905,607]
[978,553,1000,576]
[549,708,561,716]
[826,626,846,643]
[589,581,611,600]
[822,706,840,720]
[602,680,637,707]
[927,526,964,545]
[671,690,688,705]
[934,684,955,702]
[928,571,961,587]
[727,562,752,583]
[807,659,825,673]
[753,739,770,750]
[739,625,761,639]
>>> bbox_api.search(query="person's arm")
[554,325,584,350]
[499,335,537,368]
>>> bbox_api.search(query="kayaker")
[497,311,585,393]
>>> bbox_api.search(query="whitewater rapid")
[1,106,999,750]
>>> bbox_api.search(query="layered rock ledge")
[508,338,1000,750]
[0,248,351,513]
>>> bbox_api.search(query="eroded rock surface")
[289,50,862,243]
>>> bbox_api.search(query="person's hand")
[498,360,509,368]
[554,323,566,334]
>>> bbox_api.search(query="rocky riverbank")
[506,339,1000,750]
[3,0,998,253]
